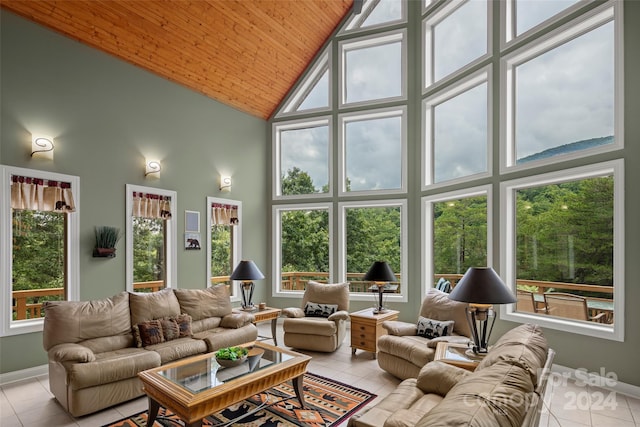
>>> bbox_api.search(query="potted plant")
[93,226,122,257]
[215,346,248,368]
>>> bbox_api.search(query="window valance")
[10,175,76,212]
[132,192,172,219]
[211,203,239,225]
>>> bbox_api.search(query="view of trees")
[210,225,232,279]
[132,217,165,287]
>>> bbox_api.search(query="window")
[126,184,176,292]
[0,166,79,336]
[273,118,331,199]
[501,160,623,341]
[341,0,406,34]
[339,30,406,107]
[340,107,406,194]
[277,50,331,117]
[503,0,586,44]
[423,67,491,187]
[502,3,621,171]
[423,186,491,296]
[273,204,332,295]
[207,198,241,302]
[339,200,407,302]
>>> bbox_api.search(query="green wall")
[0,11,268,373]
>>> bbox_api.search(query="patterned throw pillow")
[304,302,339,318]
[416,316,454,339]
[160,317,180,341]
[175,313,193,338]
[133,320,165,347]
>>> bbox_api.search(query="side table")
[237,307,282,346]
[434,342,484,371]
[349,308,399,359]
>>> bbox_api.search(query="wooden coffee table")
[138,342,311,427]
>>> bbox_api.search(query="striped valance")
[132,192,172,219]
[10,175,75,213]
[212,203,238,225]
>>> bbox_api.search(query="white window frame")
[206,197,242,304]
[338,29,407,109]
[0,165,80,336]
[125,184,177,292]
[500,1,623,174]
[272,203,333,298]
[272,116,333,200]
[338,199,408,303]
[500,160,624,342]
[339,106,407,197]
[422,66,492,190]
[423,0,492,92]
[422,185,492,299]
[340,0,407,35]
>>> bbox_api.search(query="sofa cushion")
[304,302,338,317]
[416,317,454,339]
[196,324,258,352]
[377,335,435,369]
[420,288,471,338]
[129,288,181,325]
[416,361,470,396]
[174,285,232,321]
[80,335,134,354]
[283,317,338,336]
[301,281,349,312]
[43,292,131,350]
[145,337,208,364]
[133,320,165,347]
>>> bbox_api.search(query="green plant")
[95,226,122,249]
[215,346,248,360]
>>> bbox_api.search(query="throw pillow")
[159,317,180,342]
[416,316,454,339]
[304,302,339,318]
[175,313,193,337]
[132,320,165,347]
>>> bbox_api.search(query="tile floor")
[1,322,639,426]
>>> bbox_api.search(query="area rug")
[104,373,375,427]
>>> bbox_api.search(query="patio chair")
[517,289,544,314]
[543,292,606,323]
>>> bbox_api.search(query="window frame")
[338,199,408,303]
[125,184,177,292]
[272,202,333,298]
[0,165,80,337]
[206,197,242,303]
[421,185,492,299]
[339,0,407,35]
[499,160,624,342]
[499,1,624,174]
[422,66,492,190]
[339,106,407,196]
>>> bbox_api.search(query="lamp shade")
[229,260,264,281]
[363,261,396,282]
[448,267,516,305]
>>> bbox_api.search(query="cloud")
[280,126,329,192]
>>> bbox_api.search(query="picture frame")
[185,210,200,233]
[184,233,201,250]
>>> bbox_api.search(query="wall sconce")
[145,160,161,177]
[31,136,54,159]
[220,175,232,192]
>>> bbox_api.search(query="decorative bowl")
[215,355,247,368]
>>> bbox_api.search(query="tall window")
[1,166,80,336]
[126,185,176,292]
[207,198,241,301]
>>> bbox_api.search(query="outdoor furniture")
[517,289,546,314]
[543,292,607,323]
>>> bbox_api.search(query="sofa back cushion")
[420,288,471,338]
[43,292,131,350]
[301,281,350,312]
[129,288,181,325]
[174,285,232,321]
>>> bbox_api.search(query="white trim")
[338,105,407,197]
[500,160,624,342]
[551,364,640,399]
[272,203,333,298]
[337,199,408,303]
[272,116,333,200]
[0,364,48,386]
[339,0,407,35]
[0,165,80,337]
[500,1,623,174]
[422,65,492,190]
[125,184,177,292]
[421,185,493,300]
[206,197,242,303]
[338,29,407,109]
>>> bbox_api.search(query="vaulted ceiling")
[1,0,354,119]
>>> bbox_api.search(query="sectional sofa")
[42,286,258,416]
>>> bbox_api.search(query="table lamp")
[363,261,398,314]
[448,267,516,355]
[229,260,264,311]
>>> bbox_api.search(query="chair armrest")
[282,307,305,318]
[220,312,255,328]
[328,310,350,321]
[48,343,96,363]
[416,361,470,396]
[426,335,472,349]
[382,320,417,336]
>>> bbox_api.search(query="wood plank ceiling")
[1,0,353,119]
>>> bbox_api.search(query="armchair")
[282,281,350,352]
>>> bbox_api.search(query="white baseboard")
[0,364,48,386]
[552,364,640,398]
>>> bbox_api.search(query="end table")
[349,308,399,359]
[434,342,484,371]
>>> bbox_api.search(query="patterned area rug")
[104,373,375,427]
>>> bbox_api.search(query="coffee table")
[138,342,311,427]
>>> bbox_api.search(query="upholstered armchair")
[282,281,350,352]
[376,288,472,380]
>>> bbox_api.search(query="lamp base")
[241,305,257,312]
[464,348,488,359]
[372,307,387,314]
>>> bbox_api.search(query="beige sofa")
[42,286,258,417]
[348,323,555,427]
